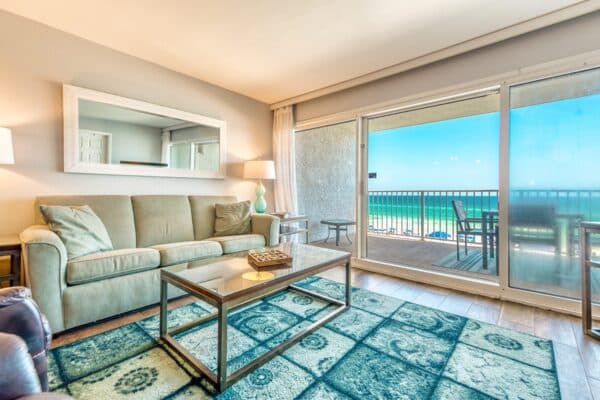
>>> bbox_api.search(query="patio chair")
[451,200,497,261]
[508,202,582,255]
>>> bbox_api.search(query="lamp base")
[254,180,267,213]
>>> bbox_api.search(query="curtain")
[272,106,298,215]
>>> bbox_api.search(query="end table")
[278,216,309,244]
[0,235,21,287]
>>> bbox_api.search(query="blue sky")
[510,93,600,189]
[368,112,499,191]
[368,93,600,191]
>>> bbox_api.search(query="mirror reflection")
[78,99,220,171]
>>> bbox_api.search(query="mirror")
[63,85,226,179]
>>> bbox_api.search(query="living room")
[0,1,600,399]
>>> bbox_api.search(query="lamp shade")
[0,128,14,165]
[243,160,275,180]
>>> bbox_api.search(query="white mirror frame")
[63,84,227,179]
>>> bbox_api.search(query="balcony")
[365,189,499,277]
[313,188,600,300]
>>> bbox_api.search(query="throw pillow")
[40,204,113,259]
[214,200,252,236]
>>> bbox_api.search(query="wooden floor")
[315,234,600,298]
[313,235,497,276]
[52,266,599,400]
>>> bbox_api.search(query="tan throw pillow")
[214,200,252,236]
[40,204,113,259]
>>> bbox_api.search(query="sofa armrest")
[0,287,51,391]
[20,226,67,333]
[0,332,41,400]
[251,214,280,246]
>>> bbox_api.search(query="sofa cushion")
[189,195,237,240]
[66,248,160,285]
[208,234,266,254]
[40,205,113,259]
[62,268,189,330]
[150,241,223,266]
[214,201,252,237]
[132,196,195,247]
[35,195,136,249]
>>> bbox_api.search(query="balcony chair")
[451,200,497,263]
[508,202,577,255]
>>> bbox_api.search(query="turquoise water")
[368,191,600,238]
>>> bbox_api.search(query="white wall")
[0,10,273,235]
[295,11,600,122]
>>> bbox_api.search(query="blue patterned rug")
[49,277,561,399]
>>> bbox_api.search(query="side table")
[278,215,309,244]
[0,235,21,287]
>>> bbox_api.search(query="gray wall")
[296,11,600,122]
[0,10,272,235]
[79,117,163,164]
[296,121,356,241]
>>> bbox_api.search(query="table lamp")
[0,128,14,165]
[243,160,275,213]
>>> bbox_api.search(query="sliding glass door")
[365,92,500,278]
[508,67,600,300]
[285,58,600,310]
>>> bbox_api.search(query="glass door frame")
[361,89,501,282]
[356,88,503,299]
[499,62,600,315]
[295,50,600,317]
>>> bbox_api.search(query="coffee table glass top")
[162,243,350,301]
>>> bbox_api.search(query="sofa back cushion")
[214,201,252,236]
[188,195,237,240]
[132,195,194,247]
[35,195,136,249]
[40,205,113,259]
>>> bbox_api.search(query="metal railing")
[511,189,600,221]
[368,190,498,243]
[368,189,600,243]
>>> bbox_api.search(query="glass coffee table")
[159,243,351,392]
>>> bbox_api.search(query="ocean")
[367,190,600,240]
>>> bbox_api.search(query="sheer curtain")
[272,106,298,215]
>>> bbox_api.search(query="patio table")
[321,219,355,246]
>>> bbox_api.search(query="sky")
[368,93,600,191]
[368,112,499,191]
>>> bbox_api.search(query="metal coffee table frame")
[160,256,351,392]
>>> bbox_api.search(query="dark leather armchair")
[0,287,71,400]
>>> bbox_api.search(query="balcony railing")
[368,190,497,243]
[368,189,600,243]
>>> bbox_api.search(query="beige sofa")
[19,195,280,333]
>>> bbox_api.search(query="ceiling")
[0,0,591,104]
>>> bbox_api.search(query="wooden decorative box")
[247,249,292,267]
